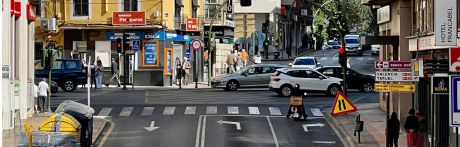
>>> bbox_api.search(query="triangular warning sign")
[331,91,357,116]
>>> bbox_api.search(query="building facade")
[2,0,37,132]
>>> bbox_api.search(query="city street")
[49,49,379,147]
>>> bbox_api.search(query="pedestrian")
[388,112,400,147]
[96,60,104,90]
[33,83,39,114]
[182,57,191,85]
[175,58,182,85]
[253,52,262,64]
[81,59,87,88]
[236,52,243,71]
[241,49,249,67]
[90,61,97,89]
[404,109,420,147]
[226,50,237,73]
[37,78,50,112]
[418,110,429,147]
[106,58,121,87]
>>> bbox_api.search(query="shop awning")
[60,24,163,30]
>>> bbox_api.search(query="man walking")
[241,49,249,67]
[226,50,237,73]
[182,57,191,85]
[106,58,121,87]
[38,78,50,112]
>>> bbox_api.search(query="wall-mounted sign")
[375,83,416,93]
[450,76,460,126]
[450,48,460,72]
[2,65,10,78]
[375,71,419,82]
[412,59,424,77]
[375,61,411,69]
[112,11,146,25]
[132,40,140,51]
[164,48,173,76]
[105,31,144,40]
[432,76,449,95]
[435,0,457,46]
[26,4,35,21]
[186,18,198,31]
[142,40,160,67]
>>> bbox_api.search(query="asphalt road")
[49,49,378,147]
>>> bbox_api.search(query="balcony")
[361,0,391,6]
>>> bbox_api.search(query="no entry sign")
[191,40,202,51]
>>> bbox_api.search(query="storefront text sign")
[432,76,449,95]
[450,48,460,72]
[112,12,146,25]
[186,18,198,31]
[435,0,457,46]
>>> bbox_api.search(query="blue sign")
[132,40,140,51]
[144,42,157,65]
[105,31,145,40]
[186,47,191,59]
[451,76,460,126]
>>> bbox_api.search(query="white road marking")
[227,107,239,114]
[185,106,197,115]
[303,123,326,132]
[333,57,338,60]
[320,57,328,60]
[163,107,176,115]
[141,107,155,116]
[310,108,324,117]
[312,141,336,144]
[334,53,339,57]
[217,120,241,130]
[248,107,260,115]
[195,115,203,147]
[267,116,280,147]
[119,107,134,116]
[357,57,363,61]
[269,107,282,115]
[144,121,160,131]
[200,116,207,147]
[206,106,217,114]
[97,107,112,116]
[368,57,375,61]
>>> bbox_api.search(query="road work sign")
[331,92,357,116]
[375,83,416,93]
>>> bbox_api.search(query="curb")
[92,117,108,145]
[323,109,357,147]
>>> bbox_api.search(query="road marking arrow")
[303,123,325,132]
[144,121,160,132]
[217,120,241,130]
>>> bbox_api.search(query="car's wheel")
[62,80,76,92]
[280,85,293,97]
[361,82,374,92]
[326,84,342,96]
[226,80,239,91]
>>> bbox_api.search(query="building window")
[35,1,42,17]
[74,0,89,16]
[413,0,434,35]
[124,0,138,11]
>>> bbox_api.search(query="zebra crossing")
[93,106,325,117]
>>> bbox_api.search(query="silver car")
[211,64,287,91]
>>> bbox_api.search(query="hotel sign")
[435,0,457,46]
[112,12,146,25]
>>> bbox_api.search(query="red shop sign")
[186,18,198,31]
[26,4,35,21]
[112,11,146,25]
[14,1,20,17]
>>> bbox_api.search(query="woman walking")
[236,52,243,71]
[388,112,400,147]
[90,61,97,89]
[253,52,262,64]
[95,60,104,90]
[404,109,420,147]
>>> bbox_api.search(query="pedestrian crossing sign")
[331,92,357,116]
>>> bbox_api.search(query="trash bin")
[54,100,95,147]
[39,112,81,137]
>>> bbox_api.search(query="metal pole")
[194,49,198,88]
[122,33,128,90]
[456,127,459,147]
[87,56,91,107]
[386,92,390,147]
[47,49,52,112]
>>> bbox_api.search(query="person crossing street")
[106,58,121,87]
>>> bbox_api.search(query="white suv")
[291,57,321,69]
[269,68,343,97]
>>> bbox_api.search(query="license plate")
[293,113,299,118]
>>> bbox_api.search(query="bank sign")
[435,0,457,46]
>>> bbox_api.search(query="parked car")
[34,78,59,93]
[344,35,363,56]
[315,66,375,92]
[371,45,380,55]
[211,64,287,91]
[291,57,321,69]
[269,68,343,96]
[326,40,341,50]
[35,59,87,92]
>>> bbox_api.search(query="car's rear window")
[293,59,315,65]
[66,61,78,69]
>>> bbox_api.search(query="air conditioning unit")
[41,18,57,32]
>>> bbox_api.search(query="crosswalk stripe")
[357,57,363,61]
[185,106,196,115]
[163,107,176,115]
[141,107,155,116]
[206,106,217,114]
[310,108,324,117]
[98,108,112,116]
[368,57,375,61]
[320,57,327,60]
[119,107,134,116]
[269,107,282,115]
[248,107,260,115]
[228,107,239,114]
[333,57,338,60]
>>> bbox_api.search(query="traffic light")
[123,34,130,51]
[116,38,122,53]
[338,47,347,67]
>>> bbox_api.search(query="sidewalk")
[2,112,107,147]
[324,103,407,147]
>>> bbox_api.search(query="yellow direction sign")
[331,92,357,116]
[375,83,416,93]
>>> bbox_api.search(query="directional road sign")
[375,83,416,93]
[375,71,420,82]
[375,61,411,69]
[331,92,357,116]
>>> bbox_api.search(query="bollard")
[23,123,33,147]
[354,114,364,143]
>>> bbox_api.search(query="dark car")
[327,40,341,49]
[35,59,87,92]
[315,66,375,92]
[34,78,59,93]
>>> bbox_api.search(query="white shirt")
[254,56,262,64]
[38,81,49,97]
[33,84,39,98]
